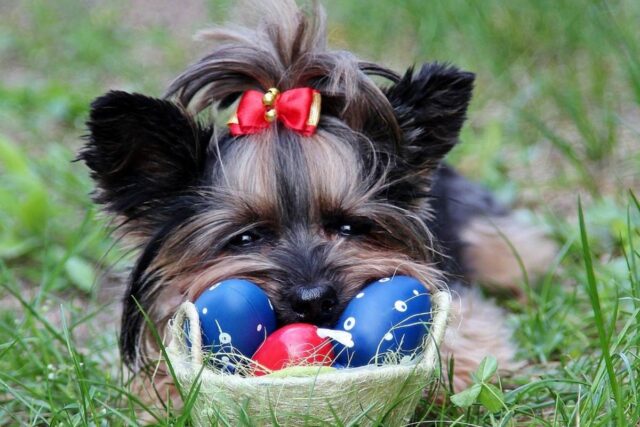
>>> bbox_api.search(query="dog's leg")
[439,286,521,392]
[427,165,555,390]
[429,165,556,296]
[460,215,556,296]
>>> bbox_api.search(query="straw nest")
[167,290,450,426]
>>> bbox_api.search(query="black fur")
[380,63,475,208]
[273,130,312,224]
[427,165,509,279]
[122,216,182,367]
[81,66,501,372]
[269,237,344,326]
[79,91,214,233]
[386,63,475,168]
[80,91,219,365]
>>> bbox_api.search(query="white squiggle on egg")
[317,328,354,348]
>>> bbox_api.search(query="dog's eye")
[336,221,372,237]
[229,231,261,248]
[339,224,354,236]
[324,215,373,238]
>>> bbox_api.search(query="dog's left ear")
[385,63,475,172]
[79,91,212,238]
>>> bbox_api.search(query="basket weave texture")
[168,290,451,426]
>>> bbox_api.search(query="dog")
[80,0,554,409]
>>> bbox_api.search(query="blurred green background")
[1,0,639,425]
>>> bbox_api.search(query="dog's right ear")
[372,63,474,208]
[79,91,213,236]
[385,63,475,172]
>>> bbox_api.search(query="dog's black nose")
[291,284,338,324]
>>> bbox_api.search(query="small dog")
[80,0,554,407]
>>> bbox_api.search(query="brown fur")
[462,216,556,296]
[80,0,557,419]
[440,289,523,392]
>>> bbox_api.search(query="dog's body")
[81,0,554,409]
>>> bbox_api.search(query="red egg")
[252,323,335,376]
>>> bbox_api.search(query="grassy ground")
[1,0,639,425]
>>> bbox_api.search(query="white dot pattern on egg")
[334,275,432,367]
[344,317,356,331]
[394,300,408,312]
[194,279,277,362]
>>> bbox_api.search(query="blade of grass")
[0,281,66,344]
[520,111,598,195]
[92,398,139,427]
[132,297,186,404]
[578,197,624,426]
[82,379,164,424]
[60,305,98,424]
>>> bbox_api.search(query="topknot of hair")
[165,0,401,135]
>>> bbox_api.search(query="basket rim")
[168,290,450,386]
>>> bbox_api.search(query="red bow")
[228,87,321,137]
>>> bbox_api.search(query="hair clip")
[228,87,321,136]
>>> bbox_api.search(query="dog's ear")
[385,63,475,172]
[378,63,474,207]
[80,91,212,236]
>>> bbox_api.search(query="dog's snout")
[291,283,338,324]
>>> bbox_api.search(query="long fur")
[80,0,555,409]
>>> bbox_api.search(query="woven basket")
[167,290,450,426]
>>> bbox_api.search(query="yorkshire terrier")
[80,0,554,408]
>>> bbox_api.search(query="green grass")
[1,0,639,425]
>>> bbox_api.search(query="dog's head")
[80,1,474,369]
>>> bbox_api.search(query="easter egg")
[190,279,277,369]
[252,323,335,376]
[332,276,432,367]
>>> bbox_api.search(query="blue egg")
[333,276,432,367]
[186,279,276,368]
